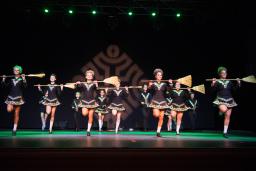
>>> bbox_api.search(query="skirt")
[170,103,190,112]
[213,97,237,108]
[42,98,61,107]
[108,103,125,111]
[149,100,169,109]
[95,107,109,114]
[5,96,24,106]
[78,99,99,109]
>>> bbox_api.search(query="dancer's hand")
[60,84,64,91]
[211,78,216,86]
[2,75,6,82]
[236,78,241,84]
[21,74,26,81]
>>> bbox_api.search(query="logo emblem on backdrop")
[72,45,146,128]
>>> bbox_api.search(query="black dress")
[108,88,128,111]
[95,96,108,114]
[139,91,152,108]
[212,80,239,108]
[76,83,98,108]
[168,89,191,112]
[148,82,171,109]
[164,97,173,115]
[72,98,82,112]
[2,77,27,105]
[39,94,47,113]
[42,84,61,106]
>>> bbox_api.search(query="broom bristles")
[64,84,76,89]
[177,75,192,87]
[103,76,120,86]
[192,84,205,94]
[27,73,46,78]
[242,75,256,83]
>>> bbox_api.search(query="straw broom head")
[177,75,192,87]
[27,73,46,78]
[103,76,120,86]
[242,75,256,83]
[192,84,205,94]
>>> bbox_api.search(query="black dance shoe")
[12,131,16,136]
[87,132,91,136]
[156,133,162,137]
[49,130,53,134]
[223,133,229,138]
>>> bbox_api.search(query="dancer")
[39,91,48,131]
[139,84,152,131]
[71,92,82,131]
[186,92,198,130]
[168,82,191,135]
[107,79,128,134]
[38,74,63,134]
[95,89,108,131]
[1,65,27,136]
[148,68,173,137]
[211,66,240,138]
[76,69,98,136]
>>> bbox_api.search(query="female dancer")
[39,91,48,131]
[1,65,27,136]
[186,92,198,130]
[168,82,191,135]
[148,68,173,137]
[76,69,98,136]
[95,89,108,131]
[139,84,152,131]
[38,74,63,134]
[71,92,82,131]
[107,79,128,134]
[211,66,240,138]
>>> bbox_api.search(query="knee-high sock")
[176,124,180,134]
[223,125,229,134]
[13,124,17,131]
[167,119,172,131]
[87,123,92,132]
[115,117,121,133]
[41,113,45,129]
[49,120,54,132]
[98,119,103,130]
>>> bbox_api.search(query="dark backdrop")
[0,1,255,131]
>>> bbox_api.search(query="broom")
[175,84,205,94]
[206,75,256,83]
[141,75,192,87]
[0,73,45,78]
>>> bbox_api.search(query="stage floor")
[0,130,256,148]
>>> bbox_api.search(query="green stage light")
[68,9,74,14]
[44,8,49,13]
[151,12,156,17]
[92,10,97,15]
[128,11,133,16]
[176,12,181,18]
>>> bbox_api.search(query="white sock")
[176,124,180,134]
[224,125,229,134]
[98,120,102,130]
[87,123,92,132]
[41,113,45,129]
[49,120,54,132]
[115,118,120,133]
[13,124,17,131]
[157,126,161,133]
[168,120,172,131]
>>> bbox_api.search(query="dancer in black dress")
[71,92,82,131]
[95,89,108,131]
[75,70,98,136]
[107,79,128,134]
[1,65,27,136]
[148,68,173,137]
[38,74,63,134]
[39,91,48,131]
[167,82,191,135]
[139,84,152,131]
[211,66,240,138]
[186,92,198,130]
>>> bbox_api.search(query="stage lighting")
[68,9,74,15]
[92,10,97,15]
[151,12,156,17]
[128,11,133,16]
[176,12,181,18]
[43,8,49,13]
